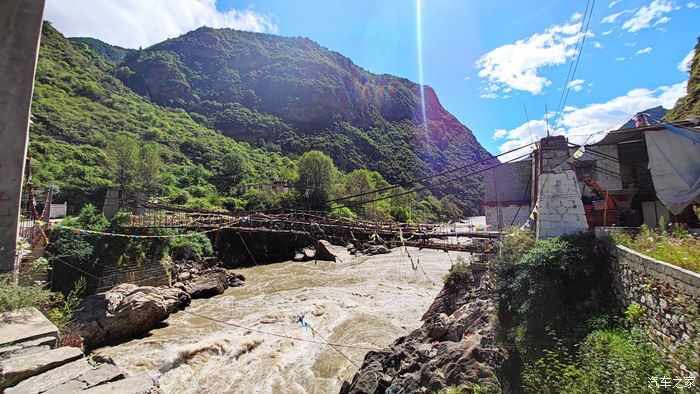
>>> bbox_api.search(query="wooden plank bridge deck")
[122,211,500,253]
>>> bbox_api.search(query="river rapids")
[96,247,469,393]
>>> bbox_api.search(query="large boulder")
[171,259,246,298]
[315,240,353,263]
[72,284,190,349]
[179,269,228,298]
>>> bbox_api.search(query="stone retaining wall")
[51,257,169,295]
[599,230,700,375]
[94,259,169,293]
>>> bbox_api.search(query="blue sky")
[46,0,698,158]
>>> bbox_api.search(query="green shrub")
[0,259,84,329]
[495,233,615,359]
[444,257,472,284]
[169,233,213,261]
[624,303,646,326]
[523,328,669,394]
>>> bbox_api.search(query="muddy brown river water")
[96,247,469,393]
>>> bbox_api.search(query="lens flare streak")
[416,0,428,135]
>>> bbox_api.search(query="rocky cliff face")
[340,262,505,393]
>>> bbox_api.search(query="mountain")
[115,27,492,213]
[665,38,700,122]
[618,106,667,129]
[30,23,293,211]
[68,37,135,63]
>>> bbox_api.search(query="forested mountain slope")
[115,27,492,213]
[30,23,294,210]
[665,38,700,121]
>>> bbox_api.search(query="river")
[96,247,468,393]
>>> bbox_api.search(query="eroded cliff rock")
[340,262,504,393]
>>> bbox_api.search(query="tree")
[219,151,247,192]
[296,150,335,211]
[345,169,375,215]
[105,135,140,194]
[139,143,162,194]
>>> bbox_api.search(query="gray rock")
[71,284,190,349]
[0,346,83,389]
[341,266,502,393]
[23,362,124,394]
[182,270,228,298]
[0,344,50,361]
[6,357,92,394]
[315,240,353,262]
[226,270,246,287]
[81,373,162,393]
[367,245,391,255]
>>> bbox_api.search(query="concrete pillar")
[102,188,120,219]
[533,136,588,239]
[0,1,46,273]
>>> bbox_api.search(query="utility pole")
[0,0,47,274]
[544,104,551,137]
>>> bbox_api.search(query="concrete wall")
[597,229,700,375]
[0,1,46,273]
[485,205,530,229]
[483,160,531,202]
[483,160,531,229]
[93,259,169,293]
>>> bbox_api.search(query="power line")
[555,0,596,125]
[331,141,536,204]
[334,152,531,211]
[553,0,592,121]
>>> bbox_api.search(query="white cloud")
[493,129,508,140]
[678,48,696,71]
[688,1,699,8]
[593,41,604,48]
[568,79,586,92]
[44,0,278,49]
[601,10,631,23]
[653,15,672,25]
[615,56,626,61]
[602,29,614,36]
[494,81,687,160]
[635,46,653,54]
[621,0,677,33]
[474,15,588,96]
[609,0,624,7]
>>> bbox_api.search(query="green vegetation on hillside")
[31,23,481,221]
[68,36,135,63]
[31,23,295,211]
[116,27,491,214]
[665,38,700,121]
[493,230,673,393]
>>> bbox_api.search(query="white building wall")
[535,170,589,238]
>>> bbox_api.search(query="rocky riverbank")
[340,259,505,393]
[69,257,246,349]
